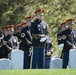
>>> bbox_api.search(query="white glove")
[40,37,46,42]
[58,43,64,48]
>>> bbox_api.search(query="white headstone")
[69,49,76,68]
[0,58,11,70]
[50,57,62,69]
[11,50,24,69]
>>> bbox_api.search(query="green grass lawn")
[0,69,76,75]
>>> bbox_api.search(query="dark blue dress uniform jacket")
[20,26,32,51]
[61,28,73,53]
[31,19,47,47]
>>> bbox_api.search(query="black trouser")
[23,51,31,69]
[62,52,69,68]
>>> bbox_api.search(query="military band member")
[45,35,53,68]
[7,25,19,50]
[66,19,76,48]
[61,18,75,68]
[57,22,68,59]
[19,22,27,49]
[21,16,33,69]
[2,25,19,58]
[31,9,47,68]
[57,22,68,45]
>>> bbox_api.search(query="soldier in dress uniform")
[45,35,53,68]
[20,16,33,69]
[7,25,19,50]
[61,18,75,68]
[66,19,76,48]
[57,22,68,45]
[31,9,47,68]
[2,25,19,58]
[57,22,68,59]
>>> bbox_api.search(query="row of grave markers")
[0,49,76,70]
[0,50,24,70]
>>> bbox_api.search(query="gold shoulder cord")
[58,36,62,40]
[62,35,66,40]
[32,34,38,39]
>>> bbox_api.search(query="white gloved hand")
[58,43,64,48]
[40,37,46,42]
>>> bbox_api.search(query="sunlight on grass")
[0,69,76,75]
